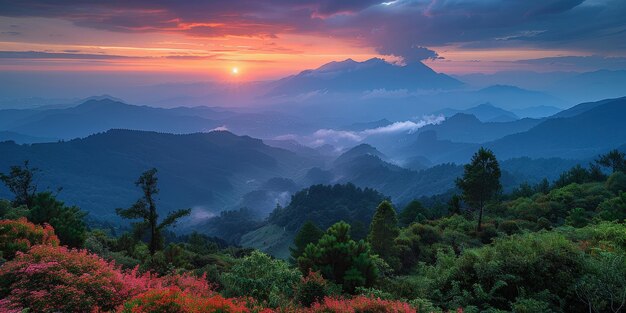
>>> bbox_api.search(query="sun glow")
[231,67,239,75]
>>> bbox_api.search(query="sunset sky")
[1,0,625,80]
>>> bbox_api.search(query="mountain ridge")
[267,58,463,96]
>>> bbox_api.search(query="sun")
[231,67,239,75]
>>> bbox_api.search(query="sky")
[0,0,625,81]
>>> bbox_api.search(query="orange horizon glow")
[0,17,386,80]
[0,14,610,80]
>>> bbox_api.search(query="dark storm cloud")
[351,0,621,46]
[1,0,625,62]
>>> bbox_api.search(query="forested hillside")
[1,148,624,312]
[0,129,318,218]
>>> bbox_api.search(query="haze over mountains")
[1,57,625,251]
[2,58,622,114]
[1,94,624,217]
[1,58,618,143]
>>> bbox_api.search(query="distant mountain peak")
[362,57,388,65]
[447,113,482,123]
[77,98,127,108]
[335,143,387,165]
[433,103,518,122]
[267,57,462,96]
[313,57,389,74]
[475,102,496,108]
[316,58,359,72]
[79,94,125,103]
[479,84,528,93]
[348,143,381,154]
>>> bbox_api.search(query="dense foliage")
[298,221,378,293]
[202,207,263,244]
[290,221,324,262]
[29,191,87,247]
[221,250,301,307]
[269,183,386,238]
[429,232,587,311]
[1,148,625,312]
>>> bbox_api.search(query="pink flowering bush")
[0,218,59,261]
[0,238,435,313]
[0,245,137,312]
[0,243,217,312]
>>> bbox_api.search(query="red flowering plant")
[118,287,251,313]
[118,267,216,298]
[306,295,417,313]
[0,218,59,261]
[155,271,214,297]
[295,270,330,307]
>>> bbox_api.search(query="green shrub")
[426,232,587,312]
[221,250,300,307]
[498,220,521,235]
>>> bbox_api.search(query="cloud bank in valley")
[310,115,445,146]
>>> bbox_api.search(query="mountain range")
[487,96,626,159]
[433,103,519,122]
[0,130,318,219]
[0,59,578,145]
[1,95,624,255]
[267,58,463,96]
[416,113,543,143]
[0,98,315,140]
[396,96,626,163]
[1,55,625,242]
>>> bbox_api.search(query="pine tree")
[456,147,501,232]
[116,168,191,255]
[368,201,400,263]
[298,221,377,293]
[290,221,323,262]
